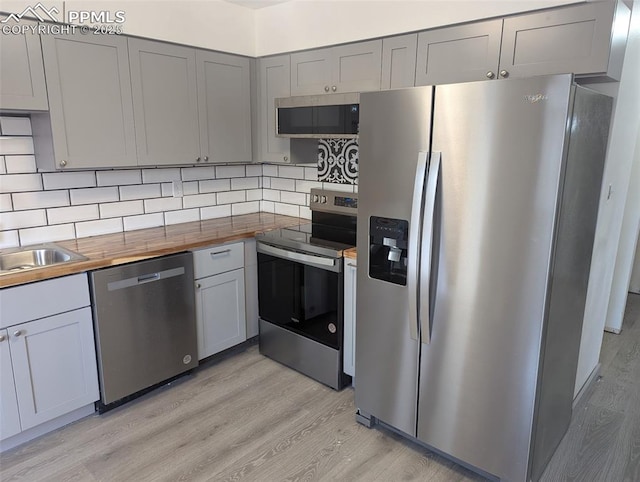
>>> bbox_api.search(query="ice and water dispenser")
[369,216,409,285]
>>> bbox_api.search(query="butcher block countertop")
[0,213,303,289]
[343,247,357,260]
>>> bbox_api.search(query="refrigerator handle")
[408,151,429,342]
[419,151,441,344]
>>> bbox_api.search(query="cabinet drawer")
[0,273,90,329]
[193,242,244,279]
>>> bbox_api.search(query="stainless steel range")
[256,188,357,389]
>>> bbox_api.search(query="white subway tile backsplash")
[183,193,217,209]
[0,173,42,193]
[161,183,172,197]
[274,203,299,217]
[142,168,181,184]
[184,181,199,195]
[246,165,262,177]
[43,171,96,190]
[263,189,280,202]
[304,167,318,181]
[322,182,354,193]
[97,170,142,186]
[217,190,246,205]
[48,205,99,225]
[216,165,245,178]
[100,200,144,219]
[247,189,262,202]
[0,117,32,136]
[70,186,119,205]
[0,156,5,174]
[181,166,216,181]
[262,177,271,189]
[4,155,36,174]
[278,166,305,179]
[260,200,274,213]
[0,137,34,155]
[119,183,161,201]
[280,191,306,205]
[164,208,199,225]
[201,204,231,220]
[76,218,123,238]
[144,197,183,213]
[0,193,12,212]
[262,165,278,177]
[295,180,322,193]
[300,206,311,219]
[12,190,69,210]
[123,213,164,231]
[19,224,75,245]
[1,209,47,230]
[200,179,230,193]
[232,201,260,216]
[271,178,295,191]
[0,230,19,248]
[231,177,259,190]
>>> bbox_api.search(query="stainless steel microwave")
[275,92,359,139]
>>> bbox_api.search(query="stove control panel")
[310,188,358,215]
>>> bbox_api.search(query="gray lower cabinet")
[193,243,247,360]
[415,19,503,85]
[381,34,418,90]
[500,0,630,81]
[290,40,382,95]
[0,17,48,111]
[0,274,99,445]
[129,38,200,166]
[197,50,252,163]
[37,33,137,169]
[257,54,291,163]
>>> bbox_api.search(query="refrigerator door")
[355,86,433,437]
[416,75,573,481]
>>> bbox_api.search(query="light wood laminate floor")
[1,294,639,481]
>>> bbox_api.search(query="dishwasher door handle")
[137,273,160,283]
[107,267,186,291]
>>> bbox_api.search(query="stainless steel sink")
[0,244,87,275]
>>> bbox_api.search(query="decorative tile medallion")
[318,139,358,184]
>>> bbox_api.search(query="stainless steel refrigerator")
[355,74,612,481]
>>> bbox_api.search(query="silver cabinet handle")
[331,85,337,92]
[196,283,201,289]
[486,71,495,79]
[196,157,201,163]
[13,330,22,337]
[59,160,67,168]
[283,156,289,162]
[0,334,6,342]
[203,156,209,162]
[324,86,330,92]
[499,70,509,78]
[209,249,231,257]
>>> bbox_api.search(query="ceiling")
[224,0,290,9]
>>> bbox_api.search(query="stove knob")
[321,195,327,203]
[312,194,319,203]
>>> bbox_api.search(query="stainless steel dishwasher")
[89,252,198,411]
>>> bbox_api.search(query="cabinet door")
[290,47,333,96]
[332,40,382,93]
[343,260,357,378]
[9,307,99,431]
[197,51,252,163]
[500,1,625,80]
[129,38,200,165]
[382,34,418,90]
[0,17,48,110]
[257,55,291,163]
[0,330,21,441]
[195,269,247,359]
[415,20,503,85]
[40,33,137,169]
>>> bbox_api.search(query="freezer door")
[355,86,433,437]
[417,75,573,481]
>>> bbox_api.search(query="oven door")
[257,242,342,349]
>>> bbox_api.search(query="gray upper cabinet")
[290,40,382,95]
[257,55,291,163]
[0,17,48,111]
[129,38,200,166]
[38,33,137,169]
[197,51,252,163]
[381,34,418,89]
[500,1,631,81]
[415,20,503,86]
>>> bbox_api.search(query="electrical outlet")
[172,180,183,198]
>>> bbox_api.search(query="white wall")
[575,0,640,395]
[254,0,579,56]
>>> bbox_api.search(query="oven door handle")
[257,242,340,272]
